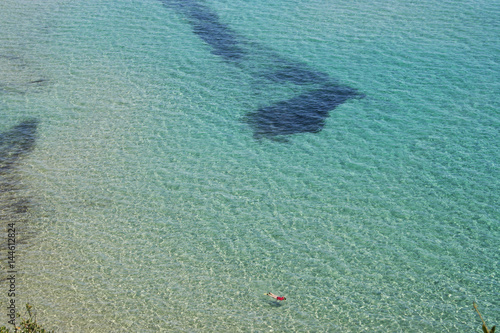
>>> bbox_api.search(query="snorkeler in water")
[265,292,286,301]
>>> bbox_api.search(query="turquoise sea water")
[1,0,499,331]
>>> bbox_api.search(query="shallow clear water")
[1,0,498,331]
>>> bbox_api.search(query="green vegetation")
[0,304,53,333]
[474,302,496,333]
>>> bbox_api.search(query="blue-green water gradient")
[1,0,498,331]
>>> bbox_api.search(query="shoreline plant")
[474,302,496,333]
[0,304,53,333]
